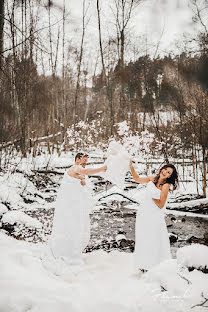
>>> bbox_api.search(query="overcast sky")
[62,0,198,55]
[38,0,204,78]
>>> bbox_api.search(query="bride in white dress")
[47,153,107,269]
[129,161,178,272]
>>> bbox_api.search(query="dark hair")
[75,153,83,161]
[153,163,179,191]
[83,154,88,157]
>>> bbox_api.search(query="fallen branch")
[0,132,63,148]
[177,273,192,285]
[98,192,140,204]
[54,165,72,169]
[160,285,167,292]
[31,170,64,175]
[191,292,208,309]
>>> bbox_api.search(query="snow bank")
[167,198,208,210]
[0,203,8,216]
[165,209,208,219]
[0,233,208,312]
[177,244,208,270]
[0,172,45,210]
[2,211,42,229]
[144,259,188,295]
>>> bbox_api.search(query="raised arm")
[129,160,153,184]
[75,165,107,176]
[152,183,170,209]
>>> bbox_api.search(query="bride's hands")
[102,165,107,172]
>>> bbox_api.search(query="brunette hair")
[153,163,179,191]
[75,153,83,161]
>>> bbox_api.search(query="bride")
[48,153,107,268]
[129,161,178,273]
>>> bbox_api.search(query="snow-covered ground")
[0,232,208,312]
[0,146,207,239]
[0,141,207,311]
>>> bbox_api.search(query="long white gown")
[134,181,171,270]
[47,171,94,267]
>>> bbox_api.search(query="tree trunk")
[96,0,106,79]
[0,0,5,75]
[96,0,114,135]
[202,147,207,197]
[74,0,86,123]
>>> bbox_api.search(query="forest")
[0,0,207,197]
[0,2,208,311]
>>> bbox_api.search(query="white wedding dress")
[134,181,171,270]
[44,171,94,272]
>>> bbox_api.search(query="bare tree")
[73,0,90,123]
[96,0,115,134]
[110,0,142,118]
[96,0,106,79]
[0,0,4,74]
[191,0,208,36]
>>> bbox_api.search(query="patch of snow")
[165,210,208,219]
[0,203,8,216]
[0,233,208,312]
[2,211,42,229]
[167,198,208,209]
[177,244,208,270]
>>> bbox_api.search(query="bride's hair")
[153,163,179,191]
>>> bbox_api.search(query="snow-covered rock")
[144,259,188,295]
[115,234,127,243]
[0,203,8,216]
[168,233,178,243]
[177,244,208,272]
[2,211,42,229]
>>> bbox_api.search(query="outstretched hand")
[102,165,107,172]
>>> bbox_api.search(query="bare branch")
[192,0,208,35]
[191,292,208,309]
